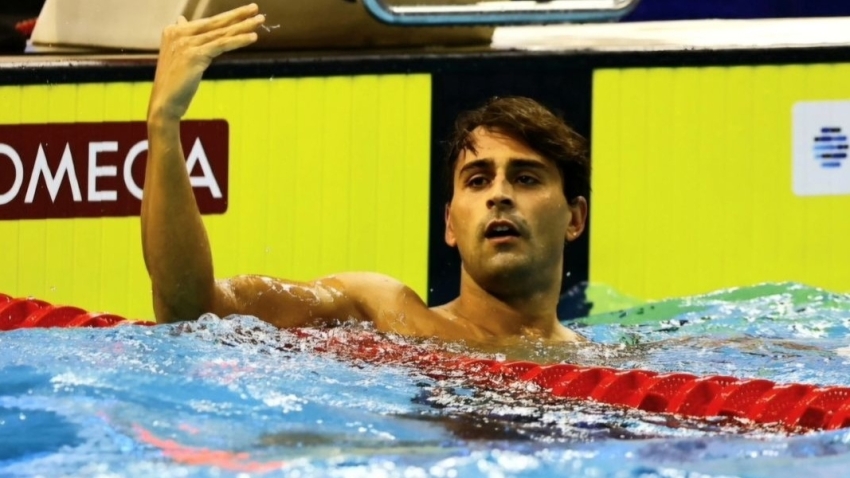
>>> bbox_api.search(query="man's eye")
[467,176,489,188]
[517,175,539,185]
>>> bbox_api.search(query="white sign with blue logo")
[793,100,850,196]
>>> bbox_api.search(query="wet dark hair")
[443,96,590,204]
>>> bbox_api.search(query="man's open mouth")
[484,221,521,239]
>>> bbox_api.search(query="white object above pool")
[493,16,850,51]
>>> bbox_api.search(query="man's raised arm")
[139,4,410,331]
[141,5,265,323]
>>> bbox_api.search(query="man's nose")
[486,178,514,209]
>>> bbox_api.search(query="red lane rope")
[3,293,849,432]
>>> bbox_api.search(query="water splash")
[2,283,850,477]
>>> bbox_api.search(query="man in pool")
[142,3,589,343]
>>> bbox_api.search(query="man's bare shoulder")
[325,271,429,316]
[326,272,422,299]
[211,274,361,328]
[214,272,463,338]
[326,272,462,337]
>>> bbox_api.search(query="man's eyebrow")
[457,158,494,176]
[507,158,549,171]
[457,157,550,177]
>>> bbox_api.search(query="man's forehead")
[457,129,545,167]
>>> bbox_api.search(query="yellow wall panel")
[0,87,21,304]
[0,75,432,320]
[592,64,850,300]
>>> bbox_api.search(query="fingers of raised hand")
[183,3,260,35]
[193,13,264,48]
[206,32,260,58]
[159,5,263,61]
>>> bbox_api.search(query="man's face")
[445,127,586,293]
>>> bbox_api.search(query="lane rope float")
[3,292,849,432]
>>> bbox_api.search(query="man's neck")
[443,267,571,341]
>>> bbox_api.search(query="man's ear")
[565,196,588,243]
[444,202,457,247]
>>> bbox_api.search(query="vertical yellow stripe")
[723,67,754,288]
[350,76,380,273]
[779,66,808,286]
[749,66,782,287]
[292,78,325,279]
[18,86,50,301]
[0,86,22,299]
[264,78,298,278]
[403,75,432,296]
[218,79,264,275]
[321,77,353,274]
[376,76,407,282]
[616,68,649,298]
[72,83,103,311]
[694,67,726,296]
[641,68,674,295]
[590,70,621,290]
[667,67,699,297]
[45,85,77,306]
[101,82,138,316]
[128,82,152,317]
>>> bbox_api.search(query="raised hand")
[148,3,265,122]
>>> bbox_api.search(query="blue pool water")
[3,282,850,477]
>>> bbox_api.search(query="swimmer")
[142,3,589,343]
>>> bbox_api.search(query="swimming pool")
[3,282,850,477]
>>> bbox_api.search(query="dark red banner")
[0,120,228,220]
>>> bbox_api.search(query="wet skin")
[141,3,588,344]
